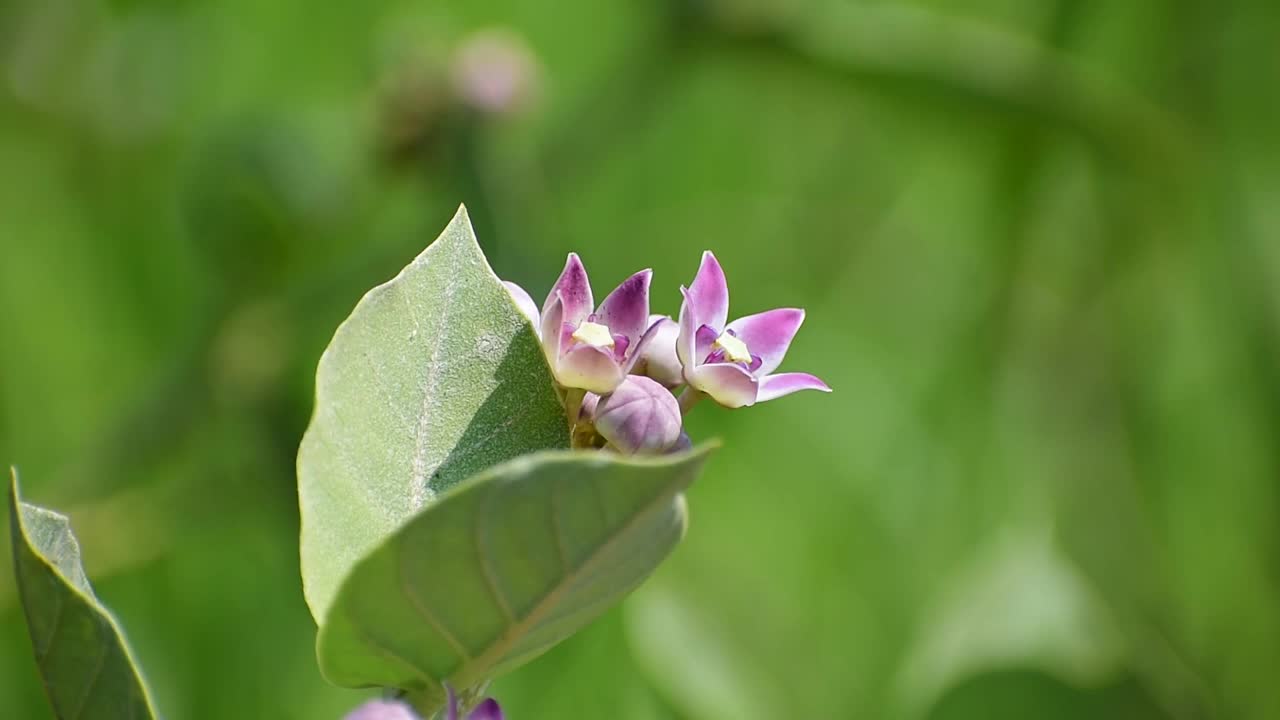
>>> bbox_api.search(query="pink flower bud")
[593,376,683,455]
[451,29,538,115]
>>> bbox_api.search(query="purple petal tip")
[756,372,831,403]
[467,698,504,720]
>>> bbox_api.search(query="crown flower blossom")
[507,254,662,395]
[677,251,831,408]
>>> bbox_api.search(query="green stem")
[562,387,586,427]
[677,388,703,415]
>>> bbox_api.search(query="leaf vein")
[476,485,516,623]
[398,547,473,663]
[438,404,533,474]
[71,627,108,720]
[468,477,686,674]
[346,608,440,692]
[36,590,65,663]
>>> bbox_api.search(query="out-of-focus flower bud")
[451,29,538,115]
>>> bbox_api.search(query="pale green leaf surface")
[8,470,159,720]
[298,206,568,623]
[316,445,715,714]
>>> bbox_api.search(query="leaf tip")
[7,466,20,523]
[446,203,476,242]
[438,203,488,262]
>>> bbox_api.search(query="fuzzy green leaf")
[298,206,568,624]
[316,445,714,714]
[8,470,159,720]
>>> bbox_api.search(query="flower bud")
[593,376,683,455]
[451,29,538,115]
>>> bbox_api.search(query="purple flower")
[677,251,831,408]
[590,376,683,454]
[508,254,661,394]
[342,688,503,720]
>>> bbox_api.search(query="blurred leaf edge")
[8,467,160,720]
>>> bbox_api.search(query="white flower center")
[713,332,752,364]
[572,321,615,349]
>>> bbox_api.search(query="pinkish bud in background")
[451,29,538,115]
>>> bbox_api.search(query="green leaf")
[8,469,159,720]
[298,206,569,623]
[316,445,715,714]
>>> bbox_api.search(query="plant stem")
[677,388,703,415]
[563,387,586,427]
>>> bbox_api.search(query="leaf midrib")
[410,245,463,511]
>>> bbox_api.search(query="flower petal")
[556,344,625,394]
[467,699,505,720]
[579,392,600,422]
[611,333,630,361]
[725,308,805,376]
[539,294,565,364]
[685,250,729,331]
[621,316,666,374]
[596,269,651,344]
[634,315,683,387]
[503,281,540,334]
[543,252,593,326]
[343,700,420,720]
[688,363,759,408]
[756,372,831,403]
[676,287,697,371]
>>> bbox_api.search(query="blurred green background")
[3,0,1279,718]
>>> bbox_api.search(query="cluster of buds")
[506,251,830,454]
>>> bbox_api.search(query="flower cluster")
[506,251,830,453]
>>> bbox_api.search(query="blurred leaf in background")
[3,0,1278,718]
